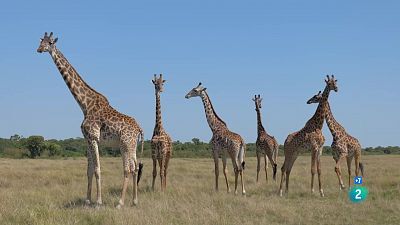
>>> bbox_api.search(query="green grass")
[0,155,399,225]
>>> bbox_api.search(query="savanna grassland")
[0,155,399,225]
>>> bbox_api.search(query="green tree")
[192,138,201,145]
[25,136,45,158]
[46,142,62,157]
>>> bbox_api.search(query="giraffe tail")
[359,162,364,177]
[137,129,145,185]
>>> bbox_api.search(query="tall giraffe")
[185,83,246,195]
[151,74,172,191]
[37,32,144,208]
[307,84,364,190]
[252,94,278,183]
[279,75,337,197]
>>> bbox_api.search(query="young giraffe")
[185,83,246,195]
[279,75,337,197]
[307,85,364,190]
[252,94,278,183]
[37,32,144,208]
[151,74,173,191]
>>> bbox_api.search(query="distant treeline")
[0,135,399,159]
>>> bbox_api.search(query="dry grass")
[0,155,399,225]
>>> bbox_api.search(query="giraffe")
[151,74,173,192]
[37,32,144,208]
[279,75,337,197]
[252,94,278,183]
[185,83,246,195]
[306,83,364,190]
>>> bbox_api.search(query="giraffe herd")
[37,32,364,207]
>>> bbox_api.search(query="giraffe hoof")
[116,204,123,209]
[94,204,103,210]
[242,190,246,196]
[320,190,325,197]
[84,199,91,206]
[227,189,231,193]
[311,189,315,194]
[279,190,283,197]
[132,199,138,206]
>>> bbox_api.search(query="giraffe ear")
[54,38,58,43]
[202,87,207,91]
[151,80,155,84]
[252,98,256,101]
[162,80,166,83]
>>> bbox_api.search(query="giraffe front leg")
[213,153,219,192]
[316,148,324,197]
[151,157,157,191]
[87,139,102,207]
[346,156,353,189]
[256,152,261,183]
[334,154,346,190]
[85,149,94,206]
[311,151,317,194]
[264,155,268,183]
[164,152,171,190]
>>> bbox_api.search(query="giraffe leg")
[85,148,95,206]
[234,166,239,195]
[316,148,324,197]
[354,154,360,177]
[311,151,317,194]
[164,152,171,190]
[265,149,277,181]
[240,168,246,195]
[222,152,230,193]
[346,156,353,188]
[213,151,219,192]
[161,154,167,191]
[285,153,298,195]
[131,155,139,206]
[87,139,102,206]
[264,155,268,183]
[256,152,261,183]
[158,157,164,192]
[334,154,346,190]
[151,157,157,191]
[279,161,286,196]
[117,151,130,208]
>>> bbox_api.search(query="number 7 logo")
[354,176,363,185]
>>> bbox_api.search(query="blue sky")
[0,1,399,147]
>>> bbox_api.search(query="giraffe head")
[325,75,338,92]
[152,74,166,93]
[37,32,58,53]
[307,91,322,104]
[185,82,207,99]
[252,94,263,110]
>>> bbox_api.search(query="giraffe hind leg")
[85,148,95,206]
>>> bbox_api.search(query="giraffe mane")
[204,91,227,127]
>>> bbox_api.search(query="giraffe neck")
[305,86,330,131]
[324,101,345,139]
[256,108,266,136]
[49,47,109,114]
[200,91,227,133]
[153,91,164,136]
